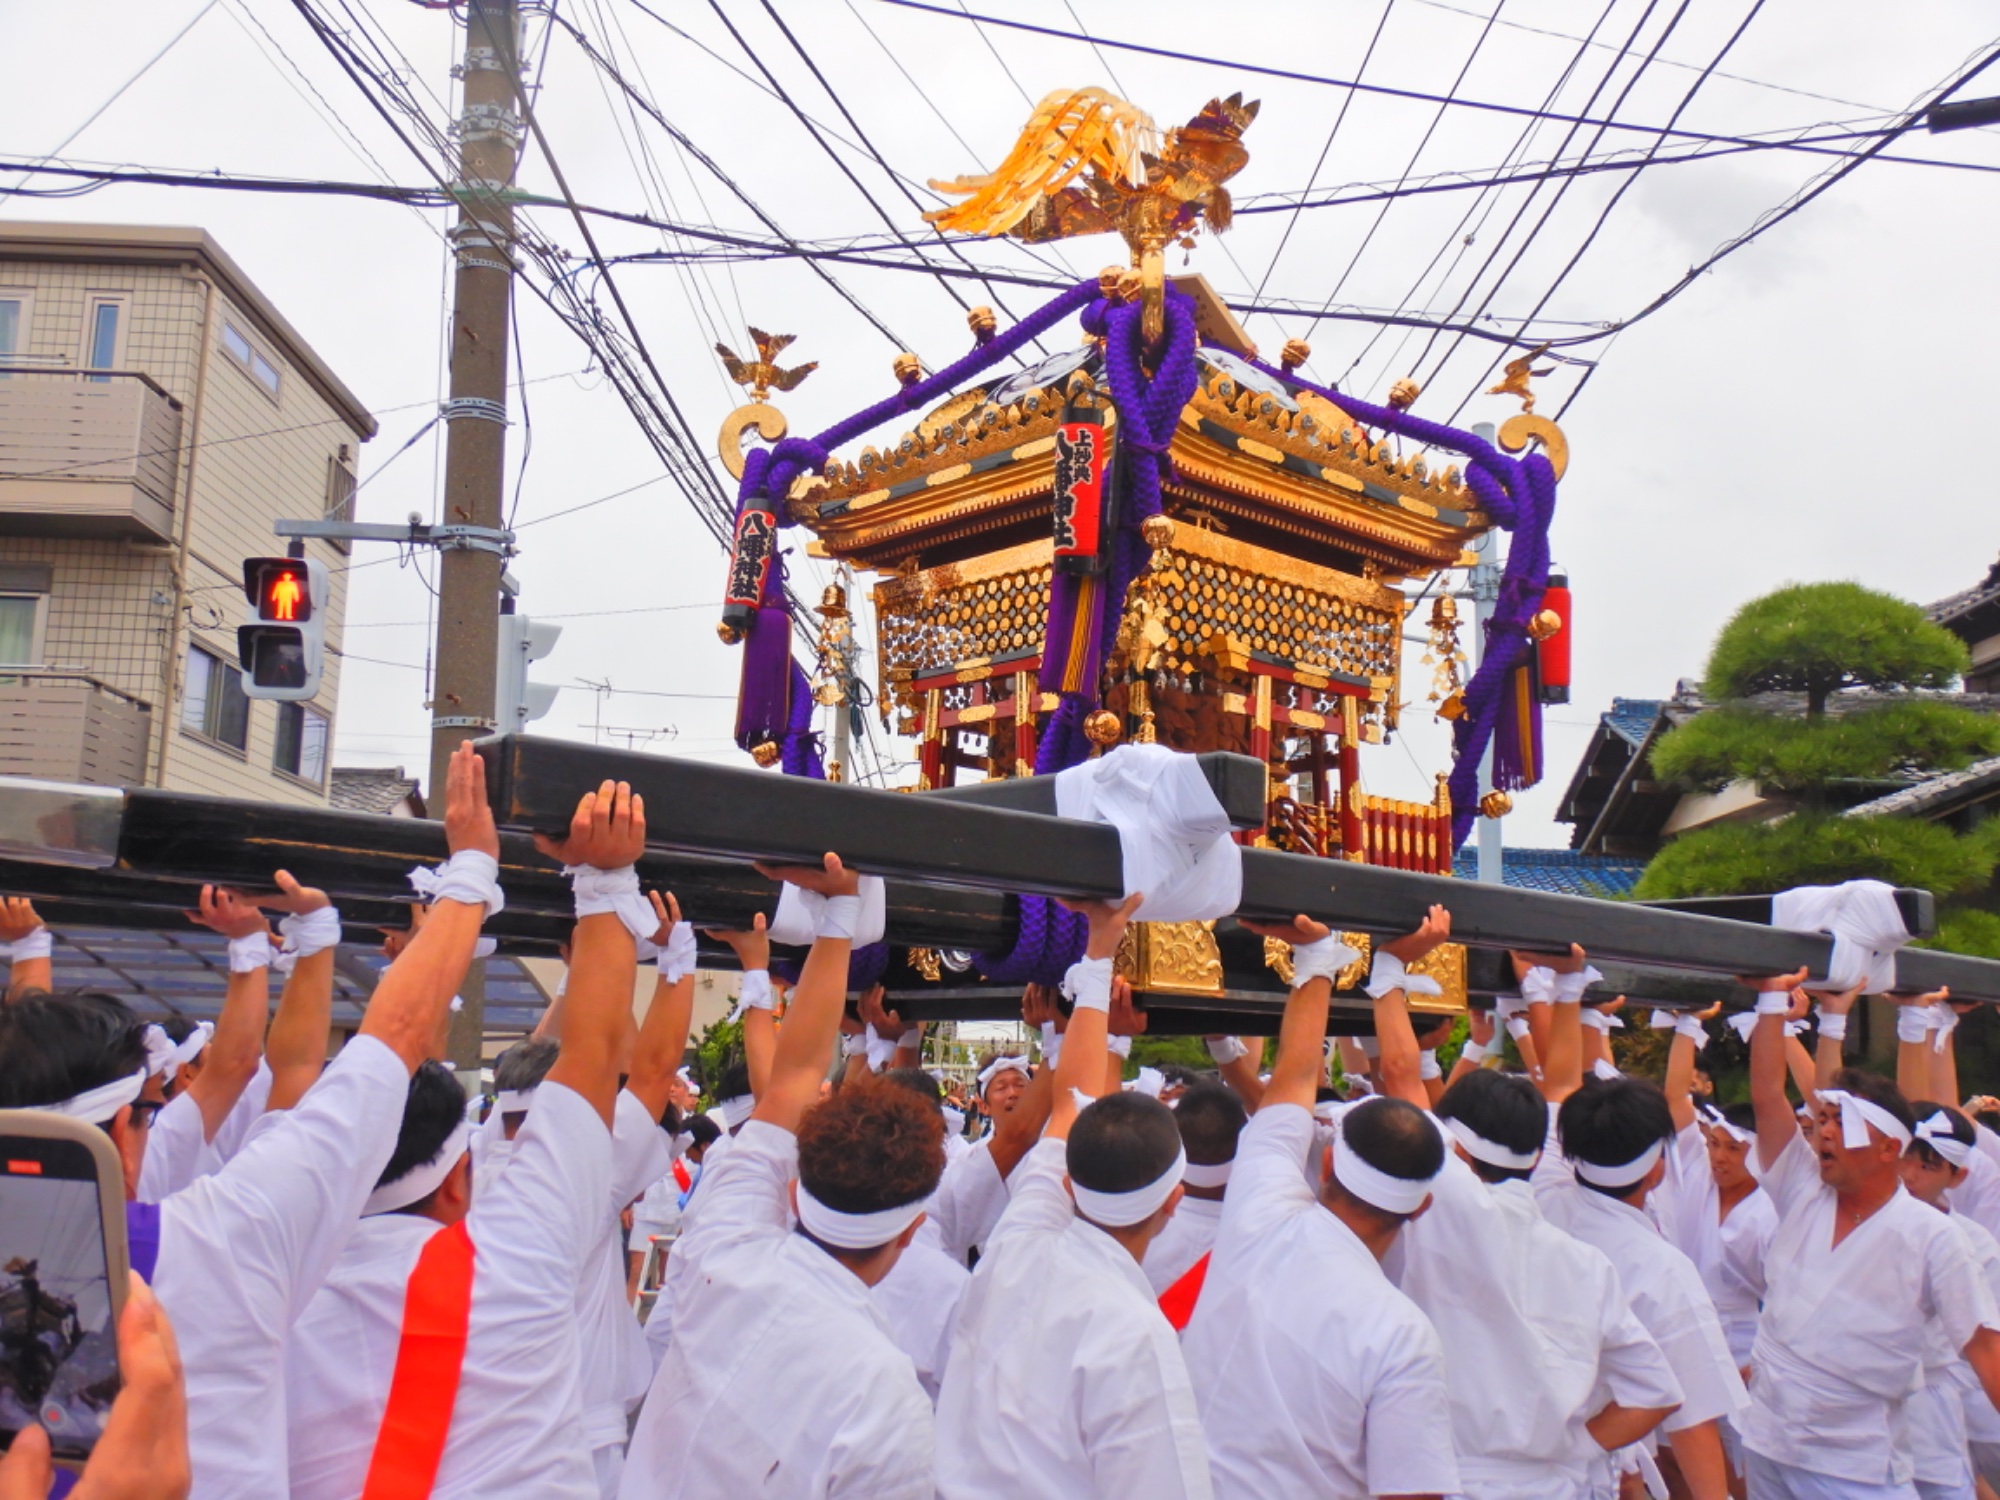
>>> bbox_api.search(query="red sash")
[1158,1251,1210,1333]
[672,1159,692,1194]
[360,1222,476,1500]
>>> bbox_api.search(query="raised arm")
[182,885,274,1139]
[709,917,775,1101]
[1238,912,1347,1113]
[1446,1007,1497,1088]
[626,890,698,1121]
[536,780,647,1128]
[1662,1010,1705,1135]
[259,872,338,1112]
[1205,1035,1266,1111]
[749,854,860,1133]
[357,744,500,1073]
[0,898,52,1000]
[1893,988,1952,1103]
[1366,906,1454,1110]
[1044,893,1143,1142]
[1744,968,1811,1173]
[1512,944,1590,1103]
[1813,983,1861,1092]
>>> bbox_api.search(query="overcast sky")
[6,0,1998,849]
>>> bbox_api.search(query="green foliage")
[691,1016,744,1107]
[1634,813,2000,900]
[1702,582,1969,713]
[1651,701,2000,796]
[1922,908,2000,962]
[1126,1033,1214,1079]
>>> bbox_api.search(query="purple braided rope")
[1241,357,1560,848]
[985,290,1200,987]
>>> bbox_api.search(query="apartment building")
[0,222,374,803]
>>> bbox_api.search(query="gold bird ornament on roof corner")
[716,327,818,403]
[1487,343,1554,414]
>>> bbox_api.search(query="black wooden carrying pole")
[472,736,2000,998]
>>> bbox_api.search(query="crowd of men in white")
[4,745,2000,1500]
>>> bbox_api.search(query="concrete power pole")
[432,0,519,1069]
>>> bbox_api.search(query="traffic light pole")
[430,0,520,1069]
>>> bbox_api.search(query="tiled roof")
[1930,557,2000,626]
[328,766,424,817]
[1604,698,1666,747]
[1842,754,2000,820]
[1452,847,1648,897]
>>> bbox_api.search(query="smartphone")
[0,1110,129,1464]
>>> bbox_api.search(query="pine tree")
[1634,583,2000,943]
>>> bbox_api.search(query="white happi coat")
[285,1080,612,1500]
[1142,1190,1223,1299]
[1741,1130,2000,1487]
[157,1036,408,1499]
[621,1120,934,1500]
[934,1136,1212,1500]
[1182,1106,1460,1500]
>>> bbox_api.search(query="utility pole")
[432,0,520,1069]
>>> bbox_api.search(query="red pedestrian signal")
[239,556,327,700]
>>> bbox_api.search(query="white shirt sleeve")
[675,1119,797,1249]
[1924,1212,2000,1355]
[467,1081,614,1305]
[610,1089,673,1209]
[136,1089,209,1204]
[929,1140,1009,1266]
[1225,1104,1319,1242]
[985,1137,1076,1246]
[1758,1128,1820,1218]
[1359,1320,1462,1498]
[1593,1272,1686,1416]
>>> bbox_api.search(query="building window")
[324,450,357,553]
[0,594,44,667]
[182,645,249,751]
[220,320,280,399]
[0,291,27,369]
[83,296,125,381]
[274,702,329,784]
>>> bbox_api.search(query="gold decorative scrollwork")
[719,403,790,481]
[1117,920,1225,995]
[906,948,943,983]
[1496,414,1568,481]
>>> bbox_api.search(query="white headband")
[978,1054,1032,1094]
[1698,1104,1754,1147]
[716,1094,755,1131]
[1916,1113,1973,1168]
[1330,1127,1437,1215]
[795,1183,928,1250]
[142,1022,214,1081]
[27,1068,147,1125]
[495,1088,538,1115]
[1180,1158,1233,1189]
[1070,1145,1187,1227]
[1818,1088,1912,1154]
[1571,1137,1665,1189]
[1442,1115,1540,1172]
[364,1118,472,1217]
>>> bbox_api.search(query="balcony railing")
[0,672,152,787]
[0,367,183,542]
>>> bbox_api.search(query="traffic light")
[495,611,562,732]
[238,556,329,700]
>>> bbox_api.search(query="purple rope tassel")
[1241,357,1560,849]
[983,289,1200,987]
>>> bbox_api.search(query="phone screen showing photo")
[1,1147,118,1460]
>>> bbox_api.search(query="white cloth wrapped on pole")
[768,876,886,947]
[1052,743,1242,923]
[1771,878,1910,994]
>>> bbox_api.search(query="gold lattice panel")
[1150,545,1399,681]
[875,557,1051,693]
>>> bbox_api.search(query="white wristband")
[897,1028,922,1049]
[1505,1015,1532,1043]
[1040,1020,1064,1070]
[1205,1035,1249,1066]
[227,931,274,973]
[1366,950,1442,1000]
[1578,1008,1623,1034]
[1290,934,1359,990]
[1816,1009,1848,1042]
[657,921,699,984]
[272,905,342,975]
[1553,966,1604,1004]
[1519,966,1558,1005]
[0,927,52,963]
[1419,1049,1442,1081]
[567,864,653,940]
[428,849,505,918]
[1674,1013,1710,1050]
[725,969,774,1024]
[1062,955,1115,1014]
[1754,990,1792,1016]
[841,1032,868,1058]
[816,893,863,941]
[1107,1034,1132,1059]
[1459,1038,1490,1066]
[1896,1005,1937,1046]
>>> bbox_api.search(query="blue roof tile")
[1451,847,1648,897]
[1604,698,1666,748]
